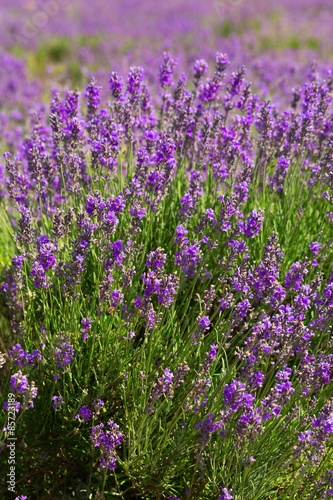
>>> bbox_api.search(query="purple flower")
[309,241,322,255]
[81,318,93,339]
[36,234,57,271]
[215,52,230,74]
[159,52,177,88]
[10,371,29,394]
[93,399,105,414]
[270,156,289,192]
[55,340,74,370]
[90,420,123,471]
[149,368,175,409]
[76,405,92,422]
[9,344,42,367]
[52,396,64,409]
[31,261,51,289]
[284,261,308,291]
[127,67,144,102]
[109,239,125,268]
[248,371,265,389]
[175,224,188,244]
[175,240,202,278]
[12,255,24,268]
[238,209,264,238]
[198,316,211,331]
[109,71,124,99]
[269,285,286,309]
[193,58,208,80]
[146,248,167,272]
[3,401,20,412]
[218,487,233,500]
[9,371,38,409]
[110,289,124,307]
[85,78,101,116]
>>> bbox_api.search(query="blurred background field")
[1,0,333,99]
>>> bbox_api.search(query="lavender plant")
[0,49,333,500]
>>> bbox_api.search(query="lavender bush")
[0,2,333,499]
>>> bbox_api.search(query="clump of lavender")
[81,317,93,339]
[52,336,75,379]
[8,371,38,410]
[146,368,175,413]
[1,49,333,500]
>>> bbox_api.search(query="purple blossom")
[81,317,93,339]
[146,248,167,272]
[110,289,124,307]
[215,52,230,74]
[284,261,308,291]
[12,255,24,268]
[159,52,177,88]
[175,240,202,278]
[52,396,64,409]
[127,67,144,102]
[55,340,75,371]
[3,400,21,412]
[10,371,38,409]
[10,371,29,394]
[218,488,233,500]
[175,224,188,244]
[309,241,322,255]
[31,261,51,289]
[90,420,123,471]
[76,405,92,422]
[93,399,105,414]
[9,344,42,367]
[36,235,57,271]
[270,155,289,192]
[149,368,175,405]
[109,71,124,100]
[85,78,101,116]
[109,239,125,268]
[248,371,265,390]
[198,315,211,332]
[186,345,217,412]
[193,58,208,81]
[238,209,264,238]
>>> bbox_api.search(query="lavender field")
[1,1,333,498]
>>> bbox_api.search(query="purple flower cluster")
[90,419,124,471]
[76,399,105,422]
[81,317,93,339]
[54,338,75,375]
[295,399,333,467]
[8,370,38,410]
[147,368,175,412]
[76,405,92,422]
[52,395,64,409]
[218,488,233,500]
[134,248,179,329]
[9,344,42,367]
[174,226,203,278]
